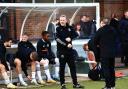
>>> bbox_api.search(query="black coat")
[80,20,96,38]
[94,25,117,58]
[56,23,78,53]
[119,18,128,43]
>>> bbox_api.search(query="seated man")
[15,33,45,85]
[37,31,59,83]
[83,43,97,69]
[0,39,16,88]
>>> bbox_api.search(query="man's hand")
[67,44,72,48]
[65,37,71,42]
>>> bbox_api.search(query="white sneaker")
[38,80,45,85]
[111,87,115,89]
[47,79,56,83]
[7,83,17,89]
[20,81,28,86]
[31,79,38,85]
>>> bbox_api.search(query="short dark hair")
[102,18,110,25]
[3,38,12,43]
[41,31,49,36]
[22,32,29,36]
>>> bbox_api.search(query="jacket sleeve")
[70,26,78,39]
[29,42,36,51]
[94,29,101,47]
[55,28,67,46]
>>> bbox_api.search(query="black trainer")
[73,84,84,88]
[61,84,67,89]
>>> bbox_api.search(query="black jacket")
[80,20,96,38]
[0,40,9,71]
[119,18,128,43]
[37,39,55,61]
[56,23,78,53]
[16,41,36,76]
[17,41,36,61]
[94,25,117,58]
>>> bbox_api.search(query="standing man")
[94,18,117,89]
[119,10,128,66]
[56,15,84,89]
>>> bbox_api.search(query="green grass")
[29,77,128,89]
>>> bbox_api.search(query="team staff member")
[56,15,84,89]
[94,18,117,89]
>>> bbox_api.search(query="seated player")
[83,43,97,69]
[15,33,45,85]
[37,31,59,83]
[0,39,17,88]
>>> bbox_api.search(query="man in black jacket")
[79,15,96,38]
[94,18,117,89]
[119,10,128,66]
[56,15,84,89]
[15,33,44,85]
[0,39,16,88]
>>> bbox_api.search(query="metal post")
[32,0,35,3]
[45,8,58,31]
[70,7,81,25]
[54,0,56,3]
[20,7,35,41]
[74,0,77,3]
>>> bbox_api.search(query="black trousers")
[101,57,115,88]
[58,52,78,85]
[122,43,128,64]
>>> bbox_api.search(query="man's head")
[41,31,50,41]
[59,15,67,26]
[3,39,12,47]
[100,18,110,27]
[80,15,89,22]
[21,33,29,42]
[124,10,128,19]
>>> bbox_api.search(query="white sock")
[18,74,25,83]
[55,66,59,78]
[55,58,59,78]
[2,72,10,85]
[32,72,36,80]
[36,62,42,81]
[44,64,52,80]
[37,71,42,81]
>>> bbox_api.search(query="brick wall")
[100,0,128,19]
[8,7,96,40]
[7,1,128,40]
